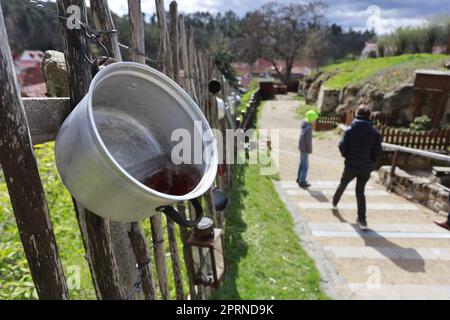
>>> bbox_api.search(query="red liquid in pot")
[141,163,202,196]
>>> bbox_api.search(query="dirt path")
[260,93,450,300]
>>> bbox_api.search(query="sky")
[62,0,450,35]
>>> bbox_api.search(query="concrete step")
[297,202,418,211]
[316,236,450,249]
[310,223,444,233]
[311,229,450,239]
[333,258,450,287]
[300,209,434,224]
[279,181,374,190]
[285,189,389,197]
[324,246,450,261]
[347,283,450,300]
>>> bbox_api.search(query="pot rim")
[86,62,218,202]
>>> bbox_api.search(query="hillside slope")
[322,54,450,92]
[301,54,450,125]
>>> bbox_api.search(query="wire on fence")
[125,257,152,300]
[27,0,160,64]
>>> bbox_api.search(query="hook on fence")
[79,22,117,67]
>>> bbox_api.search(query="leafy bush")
[410,115,432,132]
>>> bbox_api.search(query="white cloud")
[48,0,448,35]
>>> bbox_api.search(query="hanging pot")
[55,62,218,226]
[216,97,226,120]
[213,189,229,212]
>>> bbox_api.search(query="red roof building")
[232,58,316,87]
[14,50,47,97]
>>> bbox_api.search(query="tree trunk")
[57,0,124,300]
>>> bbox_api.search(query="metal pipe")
[382,143,450,163]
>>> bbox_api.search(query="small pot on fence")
[55,62,218,226]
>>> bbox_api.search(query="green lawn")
[0,143,188,300]
[0,143,95,299]
[212,103,328,300]
[322,53,450,90]
[211,162,327,300]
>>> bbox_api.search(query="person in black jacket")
[332,105,382,230]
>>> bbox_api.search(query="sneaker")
[356,218,368,231]
[299,181,309,189]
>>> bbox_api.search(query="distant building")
[361,42,378,59]
[231,62,252,87]
[432,45,447,54]
[14,50,46,97]
[232,58,315,87]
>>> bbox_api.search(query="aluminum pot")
[55,62,218,224]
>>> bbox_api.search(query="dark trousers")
[333,169,371,221]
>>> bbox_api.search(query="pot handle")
[156,198,204,228]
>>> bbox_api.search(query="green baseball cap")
[305,110,319,123]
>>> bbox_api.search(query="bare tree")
[240,1,326,83]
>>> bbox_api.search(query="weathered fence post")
[150,0,172,300]
[127,0,157,300]
[177,204,198,299]
[167,1,185,300]
[0,3,69,300]
[169,1,180,84]
[155,0,170,75]
[388,150,399,192]
[167,211,184,300]
[127,0,146,65]
[91,0,158,300]
[187,29,199,103]
[90,0,145,299]
[57,0,124,300]
[90,0,122,60]
[150,214,169,299]
[127,222,157,300]
[179,14,192,95]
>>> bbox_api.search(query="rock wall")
[317,87,341,112]
[305,72,335,105]
[377,166,449,214]
[300,73,417,126]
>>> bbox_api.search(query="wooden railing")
[314,112,346,131]
[382,142,450,191]
[377,126,450,151]
[317,112,346,124]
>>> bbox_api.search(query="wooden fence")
[315,111,450,152]
[377,126,450,151]
[0,0,236,300]
[314,112,346,131]
[238,90,261,131]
